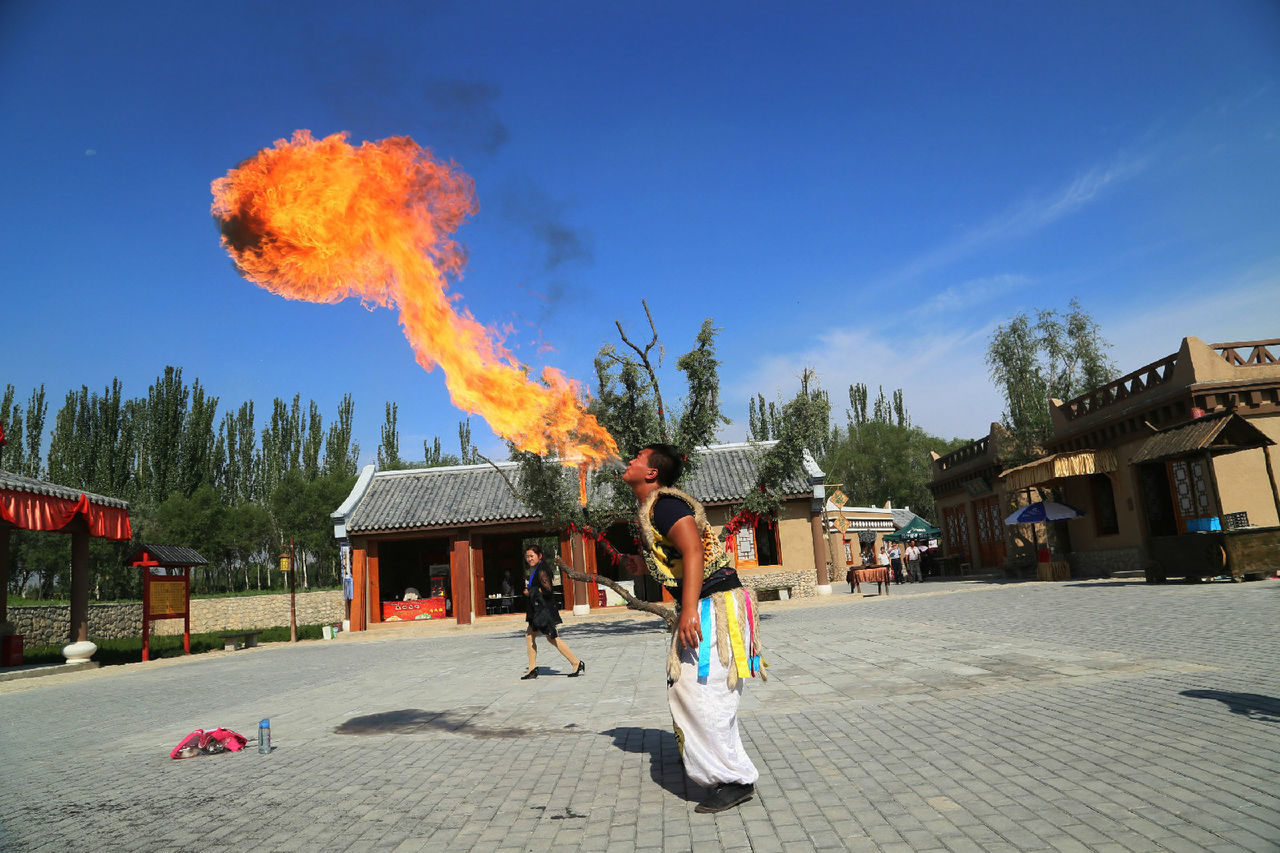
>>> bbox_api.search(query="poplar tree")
[177,381,218,497]
[824,385,968,511]
[322,394,358,478]
[141,367,190,506]
[301,400,324,481]
[377,402,402,470]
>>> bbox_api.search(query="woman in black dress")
[521,544,585,680]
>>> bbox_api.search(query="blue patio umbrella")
[1005,501,1085,564]
[1004,501,1086,525]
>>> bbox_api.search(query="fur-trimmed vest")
[637,487,732,591]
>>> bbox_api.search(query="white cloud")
[884,154,1148,290]
[925,273,1030,313]
[1103,261,1280,372]
[731,257,1279,449]
[726,318,1005,443]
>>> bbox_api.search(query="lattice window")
[1190,459,1212,516]
[1172,460,1195,517]
[735,527,757,566]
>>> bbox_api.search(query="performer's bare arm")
[667,515,705,650]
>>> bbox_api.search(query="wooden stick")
[554,556,676,631]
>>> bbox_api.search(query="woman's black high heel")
[568,661,585,678]
[520,668,539,680]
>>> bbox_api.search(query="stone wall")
[1068,547,1143,578]
[737,566,817,599]
[8,590,346,647]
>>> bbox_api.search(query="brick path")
[1,578,1277,852]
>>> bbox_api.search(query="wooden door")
[1167,458,1213,532]
[942,504,970,564]
[973,495,1006,568]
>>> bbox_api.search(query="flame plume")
[211,131,617,466]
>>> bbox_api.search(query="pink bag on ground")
[170,727,249,759]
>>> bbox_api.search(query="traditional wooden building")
[928,336,1280,579]
[820,502,936,569]
[927,423,1017,572]
[331,441,827,630]
[1,470,132,662]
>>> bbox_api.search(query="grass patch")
[20,624,327,667]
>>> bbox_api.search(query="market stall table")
[848,565,892,596]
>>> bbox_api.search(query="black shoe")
[568,660,585,677]
[694,783,754,813]
[520,668,539,680]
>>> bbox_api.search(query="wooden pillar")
[0,522,10,626]
[810,512,828,587]
[583,535,600,609]
[1265,445,1280,525]
[1205,451,1225,522]
[470,534,486,619]
[452,532,472,625]
[569,533,588,615]
[69,519,90,643]
[367,540,381,624]
[350,542,367,631]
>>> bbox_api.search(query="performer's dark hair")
[641,442,684,486]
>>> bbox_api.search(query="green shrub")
[20,623,328,666]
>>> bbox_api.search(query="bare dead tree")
[605,298,668,441]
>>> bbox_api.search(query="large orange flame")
[211,131,617,466]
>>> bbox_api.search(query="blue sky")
[3,1,1278,467]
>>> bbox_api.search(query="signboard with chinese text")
[148,580,187,618]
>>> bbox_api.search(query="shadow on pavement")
[1182,689,1280,722]
[562,620,668,638]
[601,726,696,802]
[335,708,529,738]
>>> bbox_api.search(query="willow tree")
[986,298,1115,462]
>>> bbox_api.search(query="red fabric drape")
[0,489,132,541]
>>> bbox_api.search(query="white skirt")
[667,595,760,788]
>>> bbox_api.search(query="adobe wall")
[8,589,345,647]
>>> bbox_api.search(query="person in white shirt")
[905,543,922,583]
[889,544,903,584]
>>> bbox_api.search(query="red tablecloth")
[852,567,891,584]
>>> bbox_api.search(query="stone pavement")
[1,578,1277,852]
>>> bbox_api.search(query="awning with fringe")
[1001,449,1117,492]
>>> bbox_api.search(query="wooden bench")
[221,632,261,651]
[754,586,792,602]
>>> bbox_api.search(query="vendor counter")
[382,597,447,621]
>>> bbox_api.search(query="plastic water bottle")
[258,718,271,754]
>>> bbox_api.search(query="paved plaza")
[2,577,1278,852]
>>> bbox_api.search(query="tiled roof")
[891,508,918,528]
[127,544,208,566]
[1129,412,1273,465]
[681,441,821,504]
[346,461,537,533]
[0,469,130,509]
[341,441,823,534]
